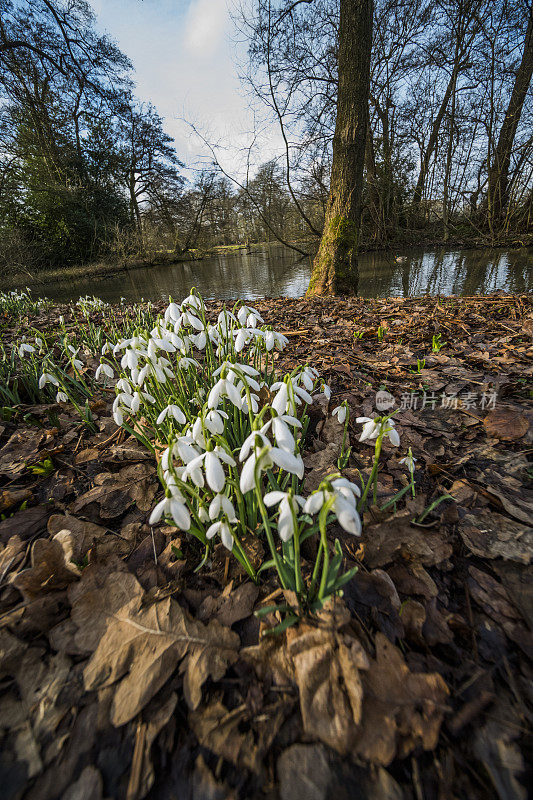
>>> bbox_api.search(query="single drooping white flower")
[18,343,35,357]
[56,391,68,402]
[299,366,319,391]
[272,376,313,407]
[95,363,114,381]
[399,449,417,473]
[263,329,288,352]
[208,374,242,409]
[237,304,264,328]
[303,477,362,536]
[149,487,191,530]
[357,415,400,447]
[39,372,59,389]
[209,493,237,522]
[204,408,228,434]
[332,404,347,424]
[181,293,203,312]
[323,384,332,400]
[157,404,186,425]
[241,393,259,414]
[260,412,302,453]
[239,437,304,494]
[264,490,305,541]
[206,519,234,551]
[183,447,236,493]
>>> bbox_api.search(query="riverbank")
[0,291,531,800]
[0,241,305,290]
[2,231,531,292]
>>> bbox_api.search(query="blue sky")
[88,0,278,177]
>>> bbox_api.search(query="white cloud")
[88,0,281,178]
[183,0,228,57]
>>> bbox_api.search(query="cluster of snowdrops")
[8,288,416,615]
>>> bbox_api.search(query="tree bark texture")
[307,0,373,296]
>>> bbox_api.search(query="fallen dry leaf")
[76,570,239,725]
[459,509,533,564]
[354,633,449,765]
[12,537,80,600]
[287,600,369,754]
[483,408,529,441]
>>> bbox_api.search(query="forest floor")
[0,292,532,800]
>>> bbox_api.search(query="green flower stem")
[358,435,383,512]
[232,529,258,583]
[254,478,287,590]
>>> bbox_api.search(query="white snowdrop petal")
[221,523,234,551]
[205,452,225,493]
[149,498,168,526]
[263,491,286,506]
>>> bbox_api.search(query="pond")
[9,243,533,303]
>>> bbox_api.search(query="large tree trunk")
[487,5,533,229]
[306,0,373,296]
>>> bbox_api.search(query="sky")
[88,0,279,179]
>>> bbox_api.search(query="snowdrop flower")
[217,309,237,335]
[130,391,143,414]
[209,493,237,522]
[175,311,204,331]
[299,366,319,392]
[240,439,304,494]
[183,447,236,493]
[304,477,362,536]
[332,404,347,424]
[357,415,400,447]
[204,409,228,435]
[399,448,417,473]
[39,372,59,389]
[261,329,288,352]
[95,363,114,381]
[181,293,203,312]
[292,382,313,405]
[56,391,68,402]
[18,343,35,357]
[121,348,139,370]
[323,383,332,400]
[241,393,259,414]
[237,305,264,328]
[235,327,255,353]
[208,373,242,409]
[272,382,289,415]
[264,490,305,541]
[190,330,207,350]
[272,376,313,408]
[175,436,202,467]
[164,302,181,323]
[261,412,302,453]
[157,405,186,425]
[206,520,234,551]
[149,492,191,530]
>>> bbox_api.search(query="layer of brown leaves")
[0,293,531,800]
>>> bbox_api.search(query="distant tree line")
[0,0,317,272]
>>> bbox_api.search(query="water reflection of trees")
[357,247,531,298]
[29,245,531,304]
